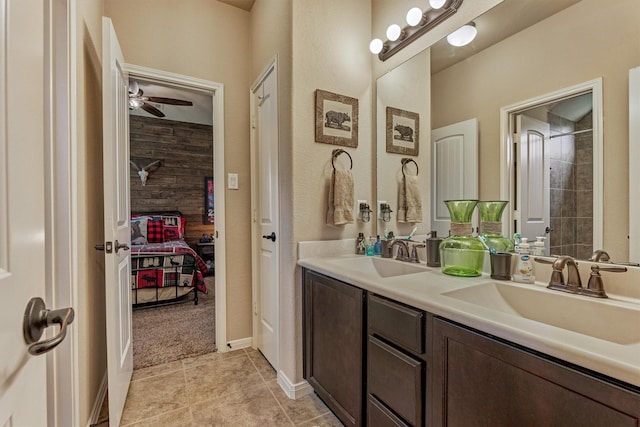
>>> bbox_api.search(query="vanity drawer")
[367,395,410,427]
[368,336,424,427]
[368,294,425,354]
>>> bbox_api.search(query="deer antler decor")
[130,159,162,186]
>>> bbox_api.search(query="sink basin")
[442,282,640,345]
[327,256,430,278]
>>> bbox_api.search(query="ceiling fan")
[128,81,193,118]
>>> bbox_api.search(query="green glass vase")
[439,200,485,277]
[477,200,514,253]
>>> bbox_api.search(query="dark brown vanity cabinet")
[431,317,640,427]
[303,269,365,427]
[367,294,428,427]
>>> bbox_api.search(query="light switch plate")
[228,173,239,190]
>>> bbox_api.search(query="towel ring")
[332,149,353,170]
[401,158,418,177]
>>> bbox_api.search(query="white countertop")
[298,248,640,389]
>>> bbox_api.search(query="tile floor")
[103,348,343,426]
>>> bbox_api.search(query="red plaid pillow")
[147,219,164,243]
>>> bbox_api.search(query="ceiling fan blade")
[141,103,165,118]
[146,97,193,106]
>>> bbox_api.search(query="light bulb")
[406,7,423,26]
[447,23,477,47]
[369,38,384,54]
[429,0,446,9]
[386,24,402,42]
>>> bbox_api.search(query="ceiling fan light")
[447,22,477,47]
[370,38,384,54]
[129,98,144,109]
[429,0,446,9]
[386,24,402,42]
[406,7,423,26]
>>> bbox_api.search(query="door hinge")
[254,301,258,315]
[513,133,520,144]
[513,210,521,221]
[251,115,256,129]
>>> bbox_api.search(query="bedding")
[130,211,209,306]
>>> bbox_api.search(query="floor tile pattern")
[113,348,342,426]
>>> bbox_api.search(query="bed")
[130,211,209,307]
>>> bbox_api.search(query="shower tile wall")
[548,112,593,258]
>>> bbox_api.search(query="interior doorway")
[125,65,227,365]
[500,79,603,258]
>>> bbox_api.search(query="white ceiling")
[431,0,582,74]
[128,79,213,126]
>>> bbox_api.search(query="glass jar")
[477,200,514,253]
[439,200,485,277]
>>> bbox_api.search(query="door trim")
[45,0,79,425]
[250,56,279,364]
[630,67,640,262]
[499,78,603,250]
[125,64,227,350]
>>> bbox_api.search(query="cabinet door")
[303,270,365,427]
[431,317,640,427]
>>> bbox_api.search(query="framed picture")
[203,176,214,224]
[315,89,358,148]
[386,106,419,156]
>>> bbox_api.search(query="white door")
[431,118,478,237]
[515,115,550,247]
[253,64,279,368]
[0,0,49,424]
[102,17,133,427]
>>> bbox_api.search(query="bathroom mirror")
[375,0,639,263]
[376,49,430,238]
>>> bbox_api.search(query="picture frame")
[315,89,358,148]
[203,176,214,224]
[386,106,419,156]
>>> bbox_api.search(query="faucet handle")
[409,243,425,263]
[534,257,565,289]
[584,264,627,298]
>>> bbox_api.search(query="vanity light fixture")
[380,203,393,222]
[371,0,463,61]
[359,203,373,222]
[446,22,477,46]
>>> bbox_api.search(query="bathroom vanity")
[300,249,640,427]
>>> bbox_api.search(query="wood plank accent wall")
[130,115,214,247]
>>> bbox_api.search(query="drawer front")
[369,294,424,354]
[367,396,410,427]
[200,245,215,255]
[368,336,424,426]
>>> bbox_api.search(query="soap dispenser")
[426,230,442,267]
[513,237,535,283]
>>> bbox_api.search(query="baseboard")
[86,371,108,427]
[277,370,313,399]
[225,336,252,351]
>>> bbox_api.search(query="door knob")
[114,240,130,254]
[262,232,276,242]
[23,297,75,355]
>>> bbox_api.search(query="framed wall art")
[315,89,358,148]
[386,106,419,156]
[203,176,214,224]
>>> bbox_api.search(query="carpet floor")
[132,276,216,369]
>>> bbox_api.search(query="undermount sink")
[327,256,431,278]
[442,282,640,345]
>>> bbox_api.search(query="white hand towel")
[398,175,422,223]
